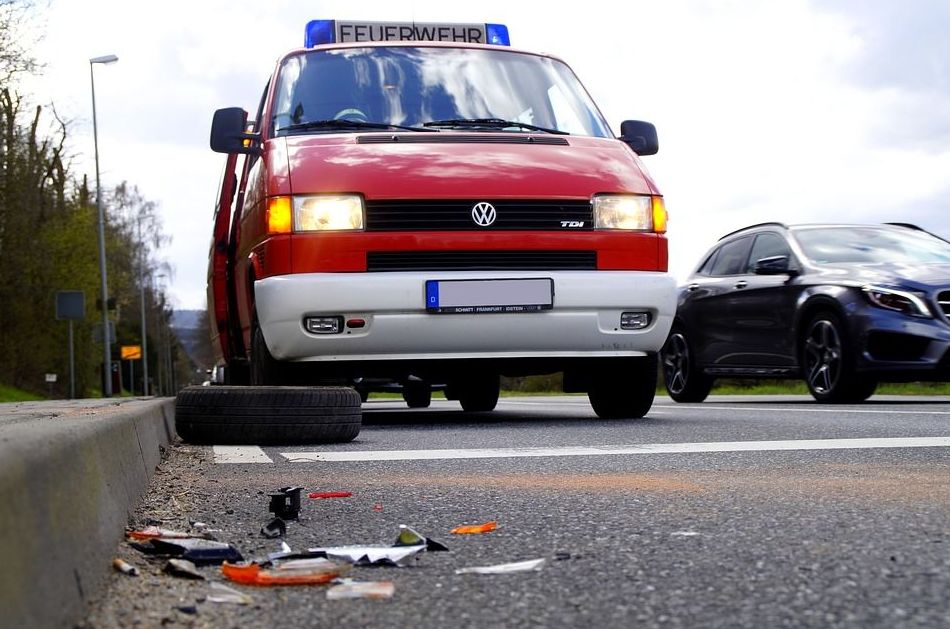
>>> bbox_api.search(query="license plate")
[425,278,554,313]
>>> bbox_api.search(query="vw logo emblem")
[472,202,497,227]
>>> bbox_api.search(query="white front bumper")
[255,271,676,362]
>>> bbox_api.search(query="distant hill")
[170,309,203,330]
[169,309,213,371]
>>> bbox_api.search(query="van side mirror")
[754,255,798,276]
[210,107,261,155]
[619,120,658,156]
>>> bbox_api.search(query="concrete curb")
[0,398,176,628]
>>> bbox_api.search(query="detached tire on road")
[175,386,362,445]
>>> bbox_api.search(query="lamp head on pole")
[90,54,119,65]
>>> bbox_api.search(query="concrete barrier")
[0,398,176,628]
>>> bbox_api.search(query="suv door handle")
[687,283,700,292]
[734,280,748,289]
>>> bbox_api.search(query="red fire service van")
[207,19,675,418]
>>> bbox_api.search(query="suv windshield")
[270,46,612,138]
[794,227,950,264]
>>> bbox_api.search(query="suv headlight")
[294,194,364,232]
[593,195,666,232]
[863,285,932,318]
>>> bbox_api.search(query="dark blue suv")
[662,222,950,403]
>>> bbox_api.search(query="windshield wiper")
[422,118,568,135]
[281,119,437,133]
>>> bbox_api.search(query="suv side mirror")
[619,120,658,156]
[210,107,261,155]
[754,255,798,276]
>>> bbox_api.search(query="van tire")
[175,385,362,445]
[588,355,657,419]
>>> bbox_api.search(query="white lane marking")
[650,404,950,416]
[281,436,950,463]
[213,445,273,464]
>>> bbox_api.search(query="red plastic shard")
[451,521,498,535]
[308,491,353,499]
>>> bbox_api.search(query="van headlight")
[593,195,666,232]
[294,195,364,231]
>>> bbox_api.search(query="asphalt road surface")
[85,395,950,628]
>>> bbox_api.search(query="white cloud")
[22,0,950,306]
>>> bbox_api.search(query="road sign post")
[55,291,85,399]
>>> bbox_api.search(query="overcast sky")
[22,0,950,310]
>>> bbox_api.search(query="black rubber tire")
[588,355,658,419]
[801,311,876,403]
[175,386,362,445]
[250,326,287,385]
[661,327,714,403]
[457,374,500,412]
[402,381,432,408]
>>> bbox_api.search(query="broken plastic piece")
[112,558,139,576]
[308,491,352,499]
[175,605,198,615]
[451,521,497,535]
[455,558,546,575]
[131,538,243,566]
[394,525,449,552]
[327,580,395,600]
[221,558,348,586]
[372,503,383,512]
[165,558,205,580]
[207,581,253,605]
[269,486,303,520]
[127,526,195,540]
[309,545,424,567]
[261,517,286,539]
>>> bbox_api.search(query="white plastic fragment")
[327,581,395,600]
[207,581,253,605]
[455,558,546,575]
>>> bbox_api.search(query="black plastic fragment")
[261,517,287,539]
[269,486,303,520]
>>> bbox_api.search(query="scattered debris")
[261,517,286,539]
[269,487,303,521]
[164,559,206,580]
[222,557,349,586]
[554,552,572,561]
[456,558,545,575]
[308,491,353,499]
[127,526,196,540]
[327,580,395,600]
[394,525,449,552]
[313,544,425,567]
[207,582,253,605]
[670,531,700,537]
[112,558,139,576]
[373,503,384,512]
[451,521,497,535]
[175,605,198,615]
[131,538,243,565]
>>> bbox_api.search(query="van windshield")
[270,46,612,138]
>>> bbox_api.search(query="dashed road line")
[276,436,950,463]
[212,445,273,464]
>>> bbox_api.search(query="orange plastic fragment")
[221,561,345,586]
[127,526,192,540]
[451,521,498,535]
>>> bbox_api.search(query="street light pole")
[138,213,149,395]
[90,54,118,397]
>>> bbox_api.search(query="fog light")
[620,311,650,330]
[304,316,343,334]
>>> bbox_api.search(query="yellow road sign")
[121,345,142,360]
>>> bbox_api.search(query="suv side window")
[708,236,753,276]
[746,232,793,273]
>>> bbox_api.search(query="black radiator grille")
[366,250,597,272]
[364,199,593,231]
[938,290,950,321]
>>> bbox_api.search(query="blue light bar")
[304,20,510,47]
[486,23,510,46]
[305,20,336,47]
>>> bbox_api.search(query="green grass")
[0,384,45,403]
[710,379,950,396]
